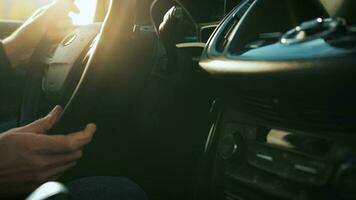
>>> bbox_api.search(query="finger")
[54,124,97,152]
[41,124,97,154]
[70,0,80,14]
[15,106,63,134]
[28,0,78,27]
[41,150,83,166]
[53,0,80,15]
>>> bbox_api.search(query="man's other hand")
[2,0,79,68]
[0,106,96,198]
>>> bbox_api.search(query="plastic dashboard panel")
[197,2,356,200]
[199,0,356,91]
[198,0,356,133]
[196,2,356,200]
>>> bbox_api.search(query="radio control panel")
[206,107,356,200]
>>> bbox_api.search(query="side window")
[0,0,97,25]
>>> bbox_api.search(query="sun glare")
[69,0,97,25]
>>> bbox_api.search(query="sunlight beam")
[69,0,97,25]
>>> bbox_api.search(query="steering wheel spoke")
[20,0,138,135]
[43,24,101,95]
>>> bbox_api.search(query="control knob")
[218,132,243,160]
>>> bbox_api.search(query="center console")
[205,107,356,200]
[197,0,356,199]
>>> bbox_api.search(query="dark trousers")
[67,177,147,200]
[6,177,147,200]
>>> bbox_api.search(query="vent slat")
[237,93,356,132]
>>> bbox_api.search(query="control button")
[256,153,274,162]
[286,166,320,185]
[247,143,285,177]
[218,134,238,159]
[294,164,318,174]
[247,142,332,186]
[225,162,300,199]
[284,154,332,186]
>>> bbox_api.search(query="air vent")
[236,93,356,132]
[242,32,283,51]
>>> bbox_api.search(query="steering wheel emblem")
[62,33,78,46]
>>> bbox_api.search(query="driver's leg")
[67,177,147,200]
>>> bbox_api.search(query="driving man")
[0,1,146,200]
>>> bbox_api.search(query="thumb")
[16,106,64,134]
[22,0,79,34]
[48,0,80,17]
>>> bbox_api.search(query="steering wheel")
[20,0,137,134]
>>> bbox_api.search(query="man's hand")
[2,0,79,68]
[0,106,96,198]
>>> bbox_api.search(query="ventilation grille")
[235,93,356,132]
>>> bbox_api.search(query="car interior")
[0,0,356,199]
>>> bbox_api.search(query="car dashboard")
[195,0,356,200]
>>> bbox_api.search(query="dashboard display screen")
[266,129,333,156]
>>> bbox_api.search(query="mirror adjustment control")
[218,134,237,160]
[218,132,244,160]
